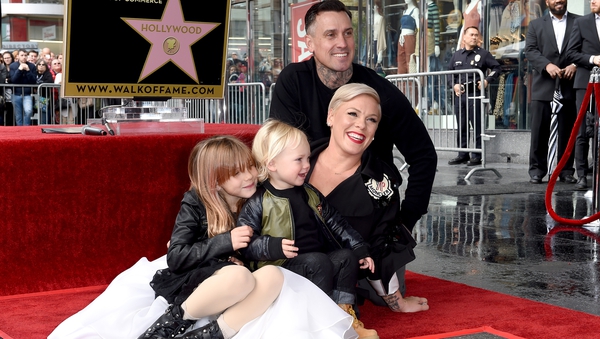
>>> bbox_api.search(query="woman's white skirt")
[48,255,357,339]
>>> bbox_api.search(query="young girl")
[238,120,379,339]
[50,135,357,339]
[140,135,283,339]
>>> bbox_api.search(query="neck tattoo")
[316,63,353,89]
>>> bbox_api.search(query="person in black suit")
[524,0,579,185]
[565,0,600,190]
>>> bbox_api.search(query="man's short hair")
[463,26,479,34]
[305,0,352,35]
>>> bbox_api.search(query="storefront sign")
[2,41,39,50]
[63,0,231,99]
[43,25,57,40]
[290,0,319,63]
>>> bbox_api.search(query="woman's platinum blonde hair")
[328,83,381,116]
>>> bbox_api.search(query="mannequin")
[426,0,442,114]
[397,0,419,74]
[457,0,482,50]
[362,1,387,67]
[495,0,522,58]
[374,1,387,66]
[426,0,441,59]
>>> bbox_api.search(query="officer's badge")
[475,55,481,62]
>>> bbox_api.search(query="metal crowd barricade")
[384,75,421,172]
[268,82,276,110]
[0,82,103,126]
[385,74,422,113]
[387,70,500,180]
[35,83,103,126]
[167,98,225,123]
[0,83,82,126]
[0,84,35,125]
[1,82,265,126]
[165,82,268,124]
[35,83,61,125]
[224,82,267,124]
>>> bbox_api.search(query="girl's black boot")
[137,304,195,339]
[180,320,224,339]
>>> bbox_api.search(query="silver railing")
[0,82,269,126]
[1,76,498,180]
[222,82,268,124]
[387,69,501,180]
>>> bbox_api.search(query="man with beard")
[565,0,600,190]
[269,0,435,318]
[269,0,437,234]
[525,0,579,185]
[447,26,501,166]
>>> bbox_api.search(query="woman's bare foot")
[382,290,429,313]
[400,296,429,312]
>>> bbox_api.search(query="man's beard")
[550,5,566,16]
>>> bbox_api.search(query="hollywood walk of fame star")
[123,0,220,83]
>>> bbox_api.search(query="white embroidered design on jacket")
[365,174,394,201]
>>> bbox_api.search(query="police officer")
[447,26,501,166]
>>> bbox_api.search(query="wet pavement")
[403,160,600,316]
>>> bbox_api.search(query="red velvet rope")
[545,80,600,225]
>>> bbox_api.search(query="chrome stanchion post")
[592,67,600,213]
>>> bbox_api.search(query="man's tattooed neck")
[316,63,353,89]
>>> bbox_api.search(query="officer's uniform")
[447,46,501,163]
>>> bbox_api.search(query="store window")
[250,0,282,89]
[227,1,249,83]
[226,0,285,87]
[1,19,10,42]
[421,0,544,131]
[232,0,590,132]
[29,18,64,55]
[485,0,538,130]
[362,0,539,130]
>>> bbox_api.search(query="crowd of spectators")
[0,47,68,126]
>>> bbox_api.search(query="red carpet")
[359,271,600,339]
[0,125,260,297]
[1,271,599,339]
[408,326,526,338]
[0,285,107,339]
